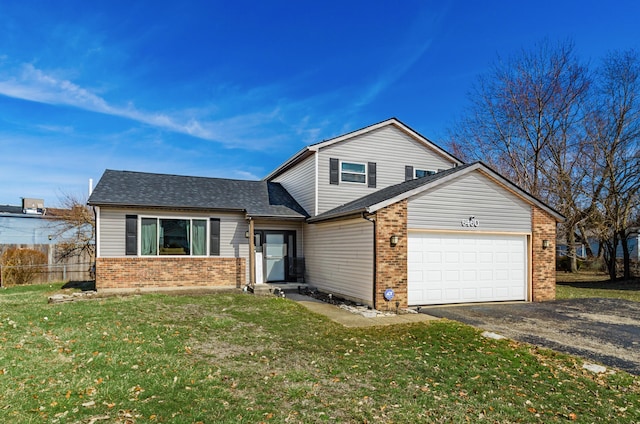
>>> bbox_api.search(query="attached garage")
[408,232,527,305]
[308,162,563,310]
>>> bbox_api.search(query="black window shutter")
[210,218,221,256]
[368,162,377,188]
[405,165,414,181]
[329,158,339,185]
[125,215,137,255]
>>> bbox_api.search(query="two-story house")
[88,118,563,309]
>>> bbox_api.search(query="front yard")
[1,283,639,423]
[556,271,640,302]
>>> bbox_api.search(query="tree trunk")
[618,230,632,280]
[568,227,578,272]
[604,234,618,281]
[578,225,595,258]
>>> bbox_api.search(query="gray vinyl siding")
[99,208,127,257]
[98,208,249,258]
[408,172,532,233]
[304,217,374,305]
[272,154,315,216]
[317,126,456,214]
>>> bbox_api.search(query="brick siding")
[531,206,556,301]
[374,200,408,310]
[96,257,245,290]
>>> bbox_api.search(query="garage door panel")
[462,270,477,280]
[408,232,527,305]
[426,252,441,263]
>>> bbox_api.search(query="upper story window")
[415,169,436,179]
[341,162,366,184]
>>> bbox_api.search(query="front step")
[251,283,310,297]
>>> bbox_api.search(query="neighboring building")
[88,118,564,309]
[557,229,639,261]
[0,198,93,283]
[0,198,55,245]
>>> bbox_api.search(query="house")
[88,118,564,310]
[0,198,93,282]
[0,198,52,245]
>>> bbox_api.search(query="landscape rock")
[481,331,506,340]
[582,362,608,374]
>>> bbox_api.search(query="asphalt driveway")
[421,298,640,375]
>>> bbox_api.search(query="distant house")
[89,118,564,309]
[0,198,92,282]
[0,198,55,245]
[557,229,639,261]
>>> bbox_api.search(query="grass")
[0,284,639,423]
[556,271,640,302]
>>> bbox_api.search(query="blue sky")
[1,1,639,206]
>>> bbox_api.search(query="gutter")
[307,207,368,223]
[361,212,377,310]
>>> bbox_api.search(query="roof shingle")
[88,170,308,219]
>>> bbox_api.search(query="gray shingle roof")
[308,163,477,222]
[88,170,309,219]
[0,205,24,214]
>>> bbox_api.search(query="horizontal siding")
[272,154,315,216]
[304,218,374,305]
[98,208,249,258]
[408,172,532,233]
[318,126,456,214]
[99,209,127,257]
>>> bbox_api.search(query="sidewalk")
[285,292,439,328]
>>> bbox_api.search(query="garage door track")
[422,298,640,375]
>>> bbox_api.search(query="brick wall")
[374,200,408,311]
[96,257,246,290]
[531,206,556,301]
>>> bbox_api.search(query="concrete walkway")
[286,292,439,327]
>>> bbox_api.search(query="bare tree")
[585,49,640,280]
[450,39,589,200]
[449,39,590,271]
[48,193,95,270]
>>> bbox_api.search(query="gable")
[408,170,532,233]
[316,125,459,214]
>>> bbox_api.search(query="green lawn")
[556,272,640,302]
[1,284,639,423]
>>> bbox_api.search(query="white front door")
[408,232,527,305]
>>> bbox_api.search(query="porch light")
[245,231,250,238]
[542,239,550,249]
[390,235,399,247]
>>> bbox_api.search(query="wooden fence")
[0,244,93,285]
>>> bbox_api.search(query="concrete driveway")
[421,298,640,375]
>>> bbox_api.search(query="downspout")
[362,211,376,309]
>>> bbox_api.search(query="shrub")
[0,248,48,286]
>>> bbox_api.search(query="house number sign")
[461,216,480,227]
[384,288,395,301]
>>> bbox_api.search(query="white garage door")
[408,232,527,306]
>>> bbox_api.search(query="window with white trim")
[415,169,436,179]
[140,217,208,256]
[341,162,366,184]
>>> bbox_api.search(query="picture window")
[140,217,208,256]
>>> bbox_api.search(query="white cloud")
[0,63,290,150]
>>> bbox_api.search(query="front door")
[265,233,286,281]
[256,230,297,282]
